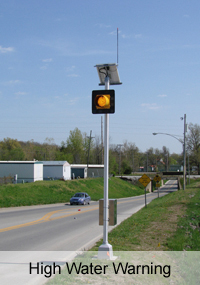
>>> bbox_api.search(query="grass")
[0,177,144,208]
[1,177,200,251]
[90,178,200,251]
[45,179,200,285]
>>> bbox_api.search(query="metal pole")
[117,28,119,65]
[103,112,109,244]
[101,116,104,164]
[117,144,123,176]
[132,150,134,173]
[188,154,190,185]
[146,152,148,172]
[87,130,94,177]
[145,187,147,207]
[98,75,113,259]
[183,114,186,190]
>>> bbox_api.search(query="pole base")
[98,243,117,260]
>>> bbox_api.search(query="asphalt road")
[0,180,178,251]
[0,180,178,285]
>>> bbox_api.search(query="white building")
[43,161,71,180]
[0,161,43,183]
[71,164,104,179]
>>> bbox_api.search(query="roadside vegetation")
[0,177,144,208]
[46,179,200,285]
[90,178,200,251]
[1,176,200,252]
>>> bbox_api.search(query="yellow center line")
[0,206,98,233]
[48,206,99,221]
[0,182,177,233]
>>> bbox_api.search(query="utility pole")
[87,130,94,177]
[132,150,134,173]
[117,144,123,176]
[146,152,148,172]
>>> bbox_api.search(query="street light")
[152,132,183,172]
[153,114,187,190]
[152,132,183,143]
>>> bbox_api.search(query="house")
[71,164,104,179]
[87,164,104,178]
[0,161,43,183]
[43,161,71,180]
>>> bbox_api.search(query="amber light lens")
[97,96,107,107]
[96,95,110,109]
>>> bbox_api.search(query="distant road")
[0,180,178,285]
[119,174,200,181]
[119,174,200,178]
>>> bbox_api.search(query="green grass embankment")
[91,178,200,251]
[0,177,144,208]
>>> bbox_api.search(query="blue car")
[70,192,91,205]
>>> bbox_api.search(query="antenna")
[117,28,119,65]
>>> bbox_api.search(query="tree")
[146,147,156,171]
[21,139,37,160]
[186,123,200,174]
[65,128,84,163]
[82,131,95,165]
[123,141,140,172]
[21,139,45,161]
[109,149,118,175]
[161,146,170,171]
[0,138,25,161]
[121,160,132,174]
[90,136,102,164]
[170,153,182,165]
[42,138,58,160]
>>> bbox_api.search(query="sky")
[0,0,199,154]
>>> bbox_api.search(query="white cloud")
[40,58,53,70]
[68,98,78,105]
[134,34,142,39]
[2,80,21,85]
[158,94,167,98]
[119,32,142,39]
[121,34,131,39]
[65,66,76,73]
[38,38,111,57]
[65,66,79,78]
[0,46,14,53]
[109,30,118,36]
[42,58,52,63]
[141,103,162,110]
[67,74,79,78]
[96,24,111,28]
[15,92,27,96]
[80,49,112,56]
[40,66,47,70]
